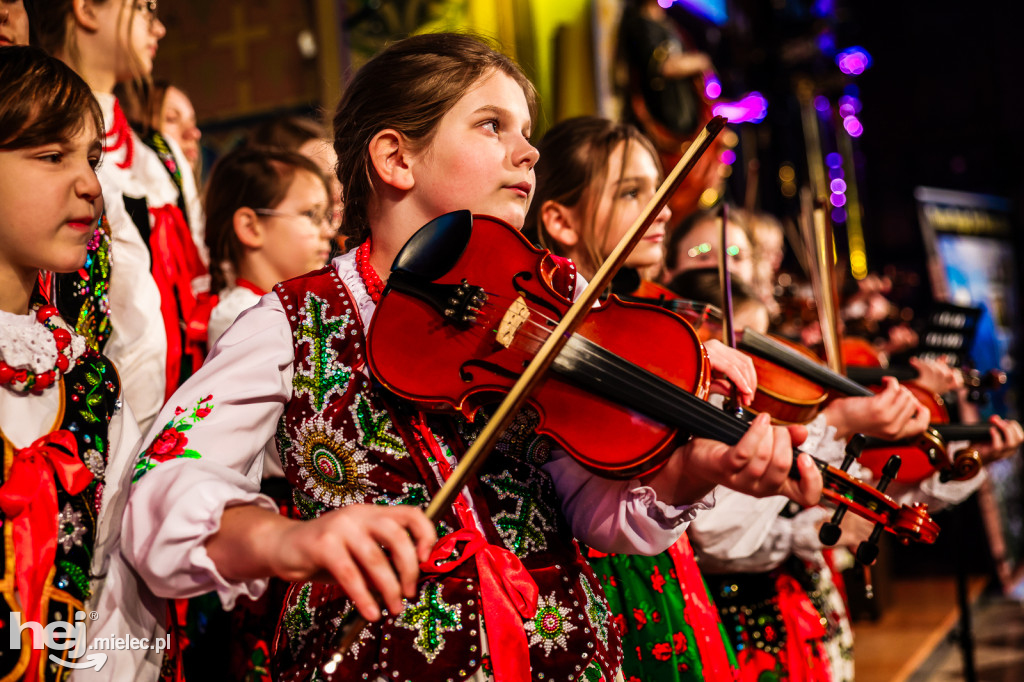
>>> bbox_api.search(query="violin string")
[429,293,906,526]
[460,293,753,444]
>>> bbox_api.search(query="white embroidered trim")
[0,309,87,374]
[333,250,376,333]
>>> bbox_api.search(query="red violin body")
[368,212,710,479]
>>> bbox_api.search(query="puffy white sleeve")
[121,294,295,609]
[544,449,714,555]
[688,413,845,573]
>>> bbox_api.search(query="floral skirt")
[588,535,738,682]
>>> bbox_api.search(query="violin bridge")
[496,296,530,349]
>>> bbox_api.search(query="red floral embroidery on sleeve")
[132,395,214,482]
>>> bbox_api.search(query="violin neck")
[738,329,873,398]
[932,423,993,443]
[846,366,919,385]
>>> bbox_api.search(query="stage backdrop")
[917,185,1023,593]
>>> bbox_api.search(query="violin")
[846,364,1008,405]
[622,282,831,425]
[366,211,939,552]
[736,329,988,484]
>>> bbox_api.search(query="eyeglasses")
[686,242,748,259]
[135,0,158,25]
[255,207,334,230]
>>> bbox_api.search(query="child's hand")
[973,415,1024,465]
[822,377,930,441]
[269,504,436,621]
[909,355,964,396]
[642,412,822,507]
[703,339,756,405]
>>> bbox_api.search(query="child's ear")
[540,200,579,249]
[73,0,101,31]
[368,129,414,191]
[233,207,263,248]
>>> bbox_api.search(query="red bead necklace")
[0,306,74,393]
[355,239,385,303]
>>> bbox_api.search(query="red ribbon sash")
[0,431,92,676]
[421,527,538,682]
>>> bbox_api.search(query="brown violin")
[736,329,988,484]
[366,211,939,552]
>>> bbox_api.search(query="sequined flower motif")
[580,573,611,644]
[290,413,375,507]
[83,448,106,480]
[394,581,462,663]
[525,592,576,656]
[57,502,87,553]
[283,583,316,655]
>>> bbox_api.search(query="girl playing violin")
[0,46,162,681]
[123,34,820,681]
[529,114,776,681]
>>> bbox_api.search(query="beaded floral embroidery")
[349,394,406,458]
[57,502,87,553]
[526,592,576,656]
[580,573,612,644]
[290,413,375,506]
[283,583,316,655]
[293,292,352,411]
[479,469,556,558]
[132,395,213,482]
[394,581,462,663]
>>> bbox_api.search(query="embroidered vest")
[271,267,621,681]
[0,350,119,682]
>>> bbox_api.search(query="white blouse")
[0,310,163,681]
[123,250,712,610]
[689,412,987,574]
[93,92,208,436]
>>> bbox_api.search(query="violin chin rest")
[391,210,474,281]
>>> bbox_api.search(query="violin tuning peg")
[840,433,866,471]
[876,455,901,494]
[856,540,880,565]
[819,521,842,546]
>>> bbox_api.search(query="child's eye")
[620,187,640,199]
[89,156,103,171]
[481,119,499,134]
[39,152,63,164]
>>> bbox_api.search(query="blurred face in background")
[0,0,30,46]
[160,85,201,166]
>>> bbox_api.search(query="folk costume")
[123,247,713,681]
[0,306,162,682]
[93,93,206,435]
[690,414,986,682]
[587,534,738,682]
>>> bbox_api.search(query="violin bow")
[717,202,741,410]
[322,116,729,673]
